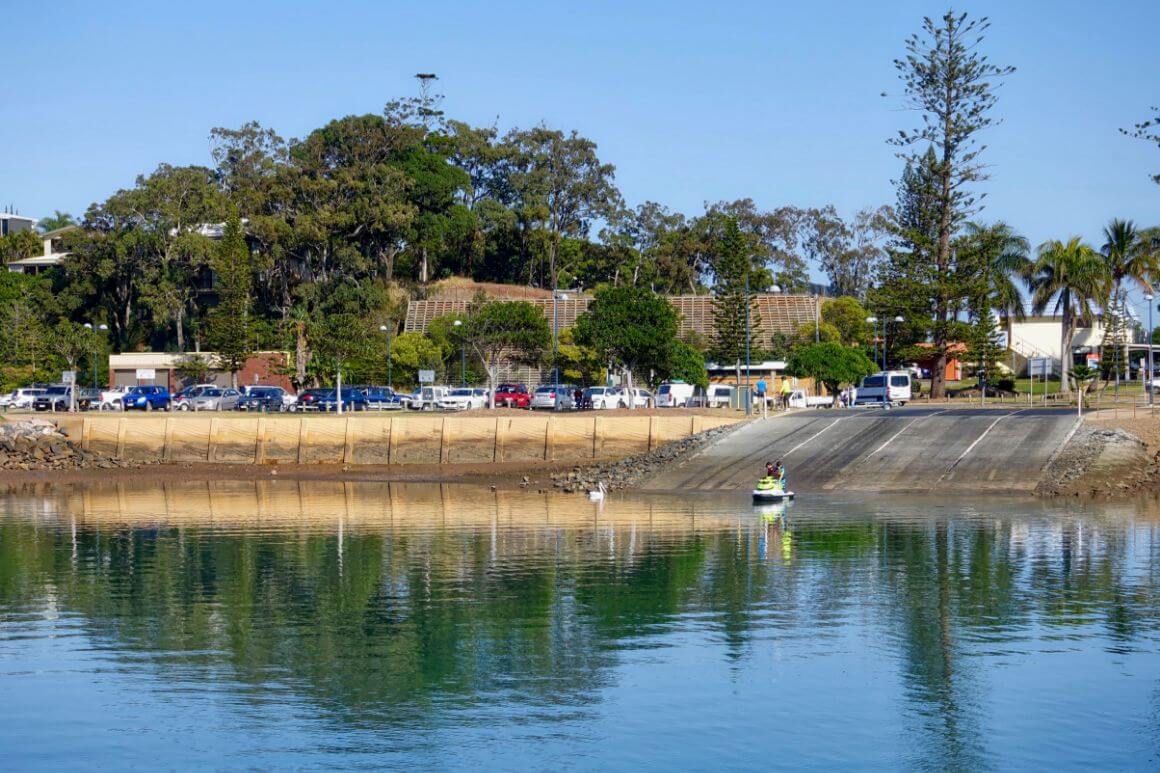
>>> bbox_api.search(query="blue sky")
[3,1,1159,313]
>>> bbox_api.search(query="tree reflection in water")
[1,481,1159,766]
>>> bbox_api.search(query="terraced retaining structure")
[50,414,742,465]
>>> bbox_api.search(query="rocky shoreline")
[0,419,140,471]
[549,422,743,493]
[1036,424,1150,497]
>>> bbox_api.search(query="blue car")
[123,385,171,411]
[362,386,403,410]
[320,388,369,412]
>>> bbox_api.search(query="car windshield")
[250,388,277,396]
[535,387,554,394]
[658,385,671,394]
[449,389,472,396]
[202,389,223,397]
[45,386,69,395]
[862,376,885,388]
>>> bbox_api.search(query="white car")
[623,387,652,408]
[585,386,626,409]
[438,388,488,411]
[0,387,46,410]
[99,386,132,410]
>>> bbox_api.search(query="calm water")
[2,481,1160,771]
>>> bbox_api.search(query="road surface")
[641,405,1080,494]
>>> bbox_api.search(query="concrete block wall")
[53,414,741,466]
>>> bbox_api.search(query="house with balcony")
[6,225,77,275]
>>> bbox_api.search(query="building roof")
[0,213,36,223]
[404,293,820,350]
[7,253,67,267]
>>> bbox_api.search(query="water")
[1,481,1159,770]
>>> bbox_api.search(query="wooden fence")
[52,414,741,465]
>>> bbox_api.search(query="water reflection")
[1,481,1159,769]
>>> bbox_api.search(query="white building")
[1006,315,1132,376]
[0,212,36,237]
[7,226,76,275]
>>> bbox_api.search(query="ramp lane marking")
[932,408,1029,487]
[861,409,949,461]
[781,418,845,458]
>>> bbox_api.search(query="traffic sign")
[61,370,76,384]
[418,369,435,384]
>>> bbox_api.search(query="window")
[890,376,909,387]
[862,376,885,388]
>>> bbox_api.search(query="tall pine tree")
[207,216,253,387]
[712,218,761,380]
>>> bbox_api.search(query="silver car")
[531,384,576,410]
[191,387,241,411]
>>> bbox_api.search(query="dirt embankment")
[1037,412,1155,497]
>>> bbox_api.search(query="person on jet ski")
[757,461,784,492]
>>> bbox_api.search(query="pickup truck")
[787,389,836,409]
[32,385,100,411]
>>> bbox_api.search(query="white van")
[856,371,912,406]
[706,384,735,409]
[656,381,695,407]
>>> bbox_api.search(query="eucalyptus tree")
[1121,106,1160,184]
[504,126,620,289]
[1028,238,1109,393]
[888,11,1015,398]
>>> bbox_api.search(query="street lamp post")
[866,316,879,366]
[452,319,465,386]
[744,270,751,417]
[552,292,568,386]
[83,323,109,390]
[378,324,394,389]
[1146,294,1155,407]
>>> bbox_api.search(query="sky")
[3,0,1159,317]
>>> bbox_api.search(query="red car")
[494,383,530,408]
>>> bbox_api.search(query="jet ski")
[753,478,794,503]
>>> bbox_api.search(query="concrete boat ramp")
[641,406,1082,495]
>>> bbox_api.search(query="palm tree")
[962,221,1032,319]
[36,210,75,233]
[1100,219,1155,384]
[1029,238,1109,393]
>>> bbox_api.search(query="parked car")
[584,386,623,410]
[0,387,46,410]
[173,384,219,411]
[289,388,331,412]
[191,387,241,411]
[123,385,172,411]
[622,387,653,408]
[398,389,422,410]
[236,386,287,412]
[438,388,489,411]
[409,385,451,411]
[706,384,735,409]
[362,386,403,410]
[98,385,133,411]
[656,381,695,407]
[856,371,913,406]
[531,384,576,410]
[493,383,531,408]
[321,388,370,412]
[33,385,99,412]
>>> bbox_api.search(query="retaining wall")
[52,414,741,465]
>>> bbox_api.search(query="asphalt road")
[641,405,1081,494]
